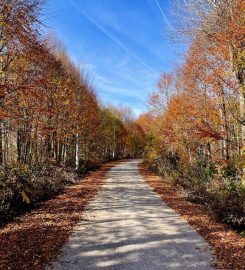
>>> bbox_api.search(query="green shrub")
[222,162,240,179]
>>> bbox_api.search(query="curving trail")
[48,160,215,270]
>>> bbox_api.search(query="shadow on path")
[48,160,215,270]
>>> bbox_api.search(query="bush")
[146,155,245,230]
[148,153,180,177]
[0,163,77,226]
[209,185,245,230]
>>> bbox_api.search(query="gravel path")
[48,160,215,270]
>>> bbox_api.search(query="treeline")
[0,0,145,223]
[138,0,245,229]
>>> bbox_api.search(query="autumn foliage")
[0,0,146,224]
[139,0,245,229]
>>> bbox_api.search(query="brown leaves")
[139,163,245,270]
[0,161,119,270]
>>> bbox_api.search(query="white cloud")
[155,0,172,29]
[96,75,146,101]
[69,0,157,73]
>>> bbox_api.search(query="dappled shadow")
[0,161,120,270]
[139,163,245,270]
[49,160,215,270]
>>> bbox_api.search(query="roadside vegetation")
[0,0,146,225]
[137,0,245,231]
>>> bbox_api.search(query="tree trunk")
[75,133,79,170]
[229,42,245,182]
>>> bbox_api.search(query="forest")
[0,0,145,224]
[138,0,245,230]
[0,0,244,233]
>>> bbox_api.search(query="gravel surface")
[49,160,216,270]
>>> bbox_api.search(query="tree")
[0,0,43,166]
[172,0,245,179]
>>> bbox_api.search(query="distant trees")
[101,105,146,160]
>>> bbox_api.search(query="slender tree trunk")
[240,91,245,181]
[75,133,79,170]
[229,42,245,181]
[75,89,81,170]
[219,88,230,160]
[0,121,5,167]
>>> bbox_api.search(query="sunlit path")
[48,160,215,270]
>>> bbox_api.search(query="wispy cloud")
[69,0,156,73]
[96,75,146,101]
[95,53,158,91]
[155,0,172,29]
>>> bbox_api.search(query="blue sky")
[43,0,186,116]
